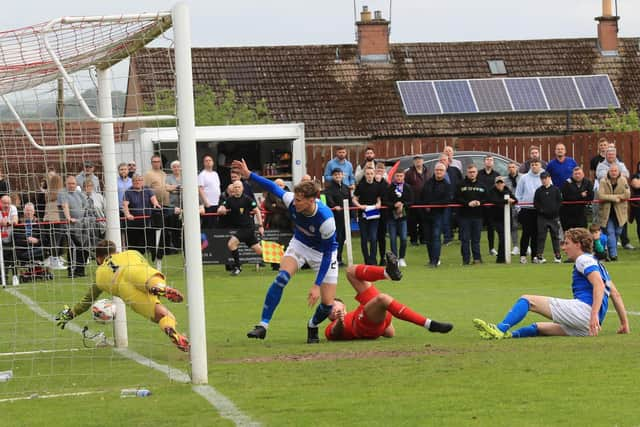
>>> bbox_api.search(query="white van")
[116,123,306,191]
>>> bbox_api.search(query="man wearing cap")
[486,176,517,263]
[324,168,351,266]
[533,171,563,263]
[75,161,101,193]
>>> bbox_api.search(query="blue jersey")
[546,157,577,187]
[249,173,337,284]
[572,253,610,324]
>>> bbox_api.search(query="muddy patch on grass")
[220,346,451,364]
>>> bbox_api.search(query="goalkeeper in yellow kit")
[55,240,190,352]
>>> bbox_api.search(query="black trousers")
[518,209,538,259]
[483,209,495,251]
[536,216,561,258]
[334,212,345,262]
[407,208,423,244]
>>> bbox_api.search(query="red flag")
[387,160,400,183]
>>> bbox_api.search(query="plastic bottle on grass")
[0,370,13,382]
[120,388,152,398]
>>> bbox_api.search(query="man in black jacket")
[560,166,593,231]
[486,177,517,263]
[533,172,563,263]
[324,168,351,265]
[477,155,499,256]
[438,154,462,245]
[420,162,452,267]
[456,165,486,265]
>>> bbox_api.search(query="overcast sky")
[2,0,638,96]
[2,0,639,47]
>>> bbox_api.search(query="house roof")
[130,37,640,138]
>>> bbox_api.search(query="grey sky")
[2,0,639,47]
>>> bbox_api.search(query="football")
[91,299,116,323]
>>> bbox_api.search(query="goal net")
[0,6,206,403]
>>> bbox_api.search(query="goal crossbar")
[0,11,176,151]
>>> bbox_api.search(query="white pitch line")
[0,348,94,357]
[3,287,260,427]
[0,390,104,403]
[625,311,640,316]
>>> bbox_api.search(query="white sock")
[424,319,432,329]
[259,321,269,329]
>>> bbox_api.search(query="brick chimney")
[595,0,619,53]
[356,6,390,62]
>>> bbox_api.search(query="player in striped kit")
[232,159,338,343]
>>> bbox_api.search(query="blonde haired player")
[55,240,189,352]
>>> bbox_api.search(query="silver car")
[384,151,519,176]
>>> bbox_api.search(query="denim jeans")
[387,217,408,259]
[424,211,444,265]
[359,218,379,265]
[459,216,482,264]
[605,217,622,258]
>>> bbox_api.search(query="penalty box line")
[3,287,260,427]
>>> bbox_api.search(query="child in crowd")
[589,223,608,261]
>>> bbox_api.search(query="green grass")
[1,231,640,427]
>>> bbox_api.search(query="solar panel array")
[397,75,620,116]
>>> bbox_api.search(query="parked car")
[384,151,519,178]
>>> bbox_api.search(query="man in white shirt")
[198,153,221,228]
[0,194,18,246]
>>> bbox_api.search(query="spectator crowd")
[1,137,639,286]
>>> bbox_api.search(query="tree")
[145,81,272,126]
[586,107,640,132]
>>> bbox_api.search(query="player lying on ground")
[55,240,190,352]
[231,159,339,344]
[473,227,629,339]
[325,252,453,340]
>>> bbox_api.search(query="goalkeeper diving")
[56,240,190,352]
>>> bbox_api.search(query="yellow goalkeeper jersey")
[73,250,164,317]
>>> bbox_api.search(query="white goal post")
[0,2,207,384]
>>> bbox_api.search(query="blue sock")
[309,303,333,328]
[497,297,530,333]
[511,323,539,338]
[260,270,291,325]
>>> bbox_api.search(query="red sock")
[387,300,428,327]
[355,264,386,282]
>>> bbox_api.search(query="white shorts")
[283,238,338,285]
[548,297,591,336]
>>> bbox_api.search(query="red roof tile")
[129,38,640,138]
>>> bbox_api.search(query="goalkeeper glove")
[55,305,74,329]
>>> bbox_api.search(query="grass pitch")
[1,233,639,426]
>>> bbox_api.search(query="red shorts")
[325,285,392,340]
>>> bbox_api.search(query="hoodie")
[515,168,543,210]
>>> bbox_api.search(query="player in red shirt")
[325,253,453,340]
